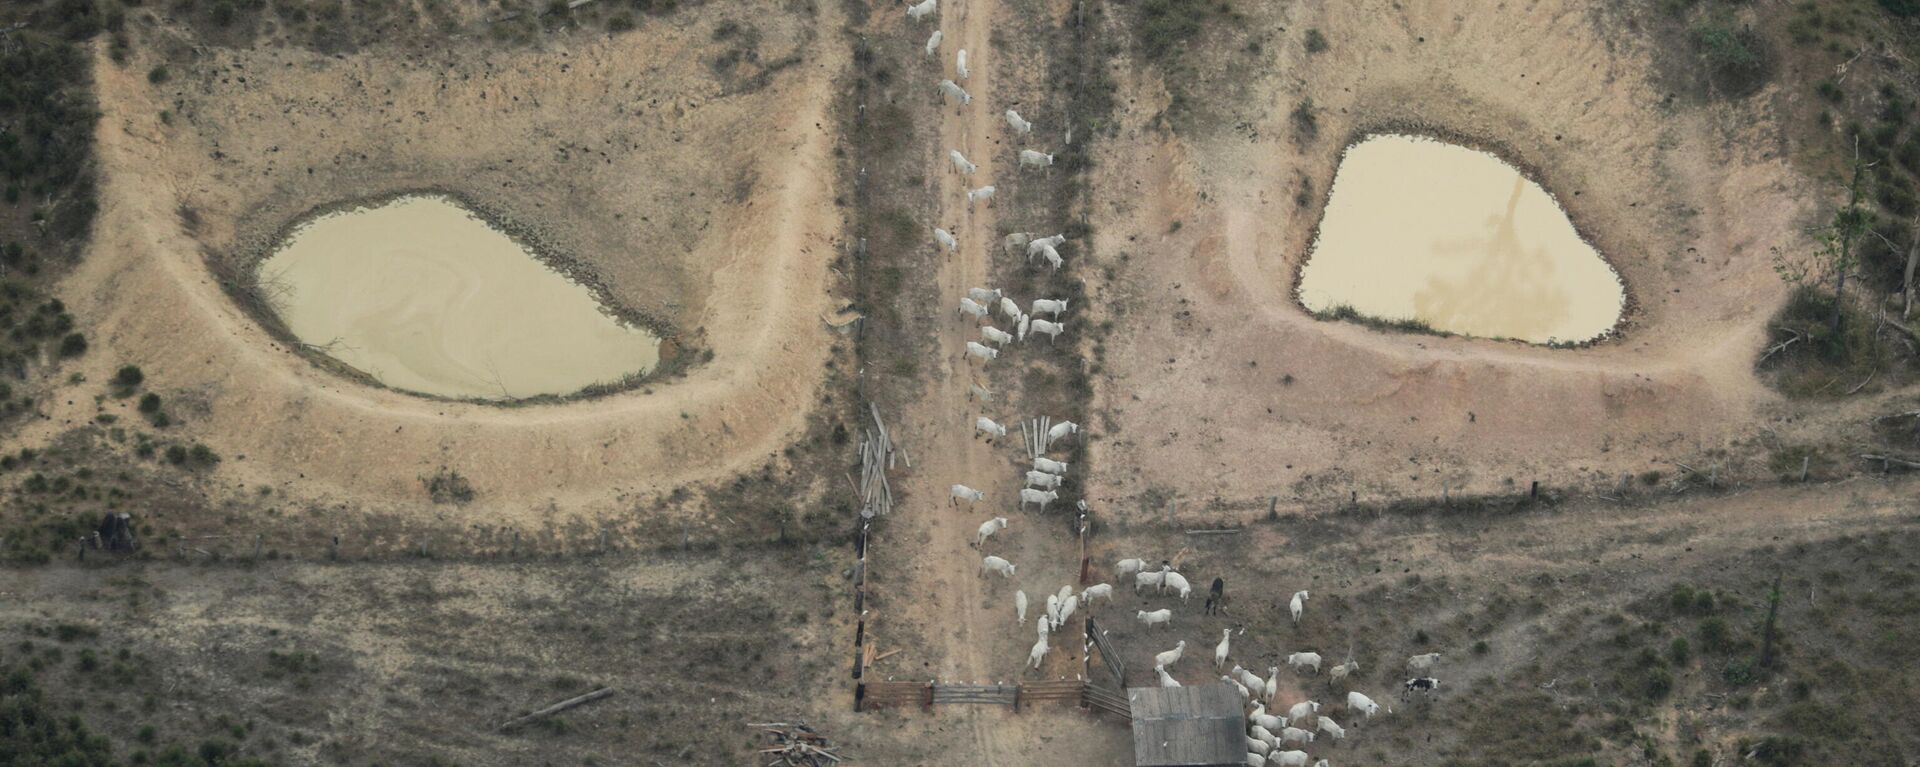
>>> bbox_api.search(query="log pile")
[751,722,842,766]
[858,404,904,517]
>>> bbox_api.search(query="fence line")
[855,679,1088,713]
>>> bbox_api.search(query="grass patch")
[1314,303,1445,336]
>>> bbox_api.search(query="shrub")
[138,393,161,414]
[147,65,170,84]
[1290,98,1318,141]
[1137,0,1207,62]
[113,365,144,388]
[1692,16,1769,96]
[1699,617,1732,652]
[58,332,87,357]
[1669,637,1692,665]
[1304,28,1328,54]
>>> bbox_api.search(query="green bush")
[1304,28,1328,54]
[1691,16,1769,97]
[1669,637,1692,665]
[57,332,86,357]
[147,65,170,84]
[113,365,144,388]
[138,393,162,414]
[1699,617,1732,653]
[1136,0,1207,62]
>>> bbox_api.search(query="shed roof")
[1128,683,1248,767]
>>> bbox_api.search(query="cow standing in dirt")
[1205,577,1226,615]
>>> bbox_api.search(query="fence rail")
[1086,618,1126,688]
[856,679,1088,713]
[1082,683,1129,721]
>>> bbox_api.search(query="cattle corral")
[3,0,1920,764]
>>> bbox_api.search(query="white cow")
[1287,700,1319,724]
[1329,660,1359,683]
[906,0,936,21]
[1346,691,1384,719]
[1287,652,1323,673]
[968,382,994,403]
[948,150,976,175]
[1005,109,1033,135]
[981,326,1014,347]
[1406,653,1441,673]
[1136,608,1171,628]
[948,484,984,505]
[1028,636,1048,668]
[1079,583,1112,604]
[924,29,942,57]
[1316,717,1345,741]
[1031,298,1068,318]
[1045,593,1061,627]
[1153,640,1185,669]
[1019,488,1057,511]
[1055,593,1077,625]
[1017,313,1031,342]
[934,227,958,252]
[1134,570,1166,593]
[958,296,988,320]
[1248,724,1278,748]
[1029,318,1065,343]
[1249,705,1284,732]
[1278,727,1314,746]
[1290,591,1309,624]
[1116,558,1148,575]
[966,185,995,205]
[967,286,1002,304]
[938,79,970,105]
[1033,456,1069,474]
[998,296,1023,322]
[1025,470,1064,490]
[980,555,1015,578]
[975,516,1008,547]
[1264,666,1280,701]
[1225,676,1252,701]
[1002,231,1035,255]
[1162,570,1192,599]
[1027,233,1066,253]
[1215,629,1231,668]
[1234,666,1266,695]
[1015,589,1028,625]
[1155,664,1181,688]
[974,415,1007,439]
[965,341,998,364]
[1270,751,1310,767]
[1018,149,1054,168]
[1033,244,1063,270]
[955,49,969,81]
[1046,420,1079,445]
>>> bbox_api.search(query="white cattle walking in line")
[1248,704,1284,732]
[1233,665,1265,695]
[1290,591,1309,624]
[980,326,1014,347]
[1005,109,1033,135]
[1015,589,1028,625]
[948,484,984,505]
[938,79,970,105]
[1046,420,1079,445]
[1264,667,1281,701]
[1031,298,1068,318]
[934,227,958,253]
[957,296,988,321]
[1025,470,1064,490]
[974,415,1007,439]
[966,286,1002,304]
[968,382,994,402]
[906,0,936,21]
[998,296,1023,322]
[1033,244,1063,271]
[948,149,976,175]
[1154,664,1181,688]
[1019,488,1057,511]
[1028,636,1048,668]
[1044,593,1061,627]
[981,555,1016,578]
[1018,149,1054,168]
[1346,690,1385,719]
[964,341,998,364]
[1055,593,1076,626]
[924,29,942,57]
[966,185,995,205]
[1029,318,1065,343]
[1017,313,1031,342]
[955,49,969,81]
[1033,456,1068,474]
[1136,608,1172,628]
[974,516,1008,547]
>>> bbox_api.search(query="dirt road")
[873,0,1125,761]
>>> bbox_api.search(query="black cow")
[1204,577,1226,615]
[1404,677,1440,694]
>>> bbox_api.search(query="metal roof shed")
[1128,683,1248,767]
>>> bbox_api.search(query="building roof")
[1128,683,1248,767]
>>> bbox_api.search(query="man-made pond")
[1296,135,1625,344]
[258,195,660,400]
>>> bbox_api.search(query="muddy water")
[1297,135,1625,344]
[259,195,659,399]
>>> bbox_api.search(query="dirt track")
[42,18,846,530]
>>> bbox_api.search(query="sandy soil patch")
[1087,0,1843,520]
[40,10,846,528]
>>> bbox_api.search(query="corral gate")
[1086,617,1126,688]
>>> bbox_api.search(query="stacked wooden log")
[752,722,842,766]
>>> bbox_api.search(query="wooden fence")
[856,679,1088,713]
[1085,617,1126,688]
[1081,683,1130,721]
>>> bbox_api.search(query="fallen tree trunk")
[496,687,615,731]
